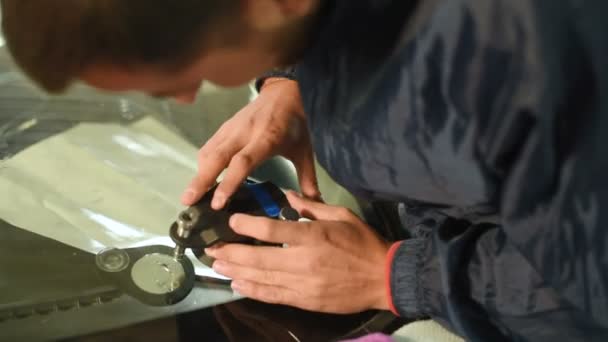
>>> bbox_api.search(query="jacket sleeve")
[387,0,608,340]
[254,66,298,92]
[389,183,608,341]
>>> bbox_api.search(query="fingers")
[230,280,301,307]
[286,191,356,222]
[181,176,208,205]
[212,260,304,286]
[291,151,321,201]
[181,85,307,207]
[205,244,296,272]
[212,141,274,209]
[229,214,311,245]
[181,141,239,206]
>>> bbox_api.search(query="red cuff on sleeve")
[385,240,404,316]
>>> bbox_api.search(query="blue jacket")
[271,0,608,340]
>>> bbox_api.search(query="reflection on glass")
[82,208,147,240]
[0,67,246,340]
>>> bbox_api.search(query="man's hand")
[181,79,320,209]
[205,191,392,314]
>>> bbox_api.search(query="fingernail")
[231,280,243,291]
[204,247,216,256]
[229,214,241,228]
[231,281,244,296]
[212,193,225,210]
[212,260,225,272]
[181,189,196,204]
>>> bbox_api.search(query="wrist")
[255,66,297,92]
[261,78,307,121]
[260,77,298,91]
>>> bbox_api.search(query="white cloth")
[393,320,464,342]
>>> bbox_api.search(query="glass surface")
[0,39,363,340]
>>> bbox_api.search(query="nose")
[173,90,198,104]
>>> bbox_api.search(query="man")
[2,0,607,340]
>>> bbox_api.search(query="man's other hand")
[181,79,320,209]
[205,191,391,314]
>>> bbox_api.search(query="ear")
[242,0,319,32]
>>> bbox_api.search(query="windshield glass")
[0,58,243,340]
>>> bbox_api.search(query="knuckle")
[232,152,255,169]
[199,146,227,164]
[247,251,265,268]
[234,247,255,264]
[303,255,323,273]
[197,145,211,158]
[211,246,228,260]
[303,222,325,243]
[335,207,353,220]
[256,220,275,240]
[215,245,241,263]
[218,120,233,133]
[259,288,282,304]
[301,221,316,236]
[261,270,276,284]
[313,225,332,244]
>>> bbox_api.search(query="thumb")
[286,190,348,221]
[182,175,214,206]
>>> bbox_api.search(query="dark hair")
[1,0,240,93]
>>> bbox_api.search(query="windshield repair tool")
[94,244,232,308]
[94,180,301,307]
[95,245,196,306]
[170,179,300,267]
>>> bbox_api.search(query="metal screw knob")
[173,207,201,260]
[176,208,198,238]
[279,207,300,221]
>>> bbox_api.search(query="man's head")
[1,0,320,103]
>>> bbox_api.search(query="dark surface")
[67,302,403,342]
[68,301,404,342]
[0,219,120,321]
